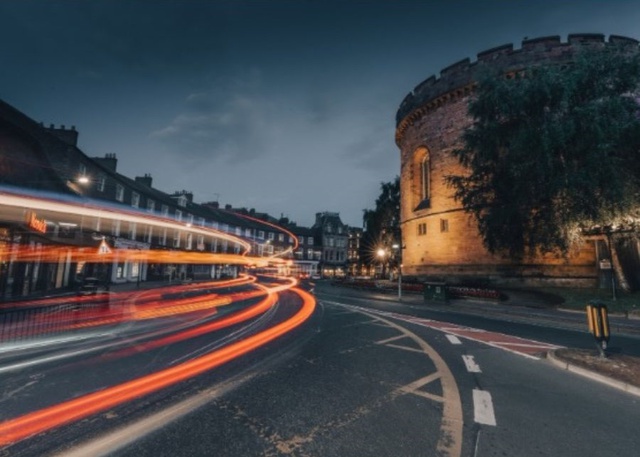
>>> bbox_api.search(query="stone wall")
[396,34,639,287]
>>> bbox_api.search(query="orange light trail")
[0,276,254,311]
[0,285,316,446]
[110,292,278,358]
[2,277,261,339]
[226,210,299,255]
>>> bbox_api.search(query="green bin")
[424,282,448,302]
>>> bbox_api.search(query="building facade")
[313,212,348,277]
[396,34,640,288]
[0,98,295,300]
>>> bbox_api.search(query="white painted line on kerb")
[445,334,462,345]
[462,355,482,373]
[473,389,497,426]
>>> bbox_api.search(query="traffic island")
[548,348,640,397]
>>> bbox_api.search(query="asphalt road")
[3,281,640,456]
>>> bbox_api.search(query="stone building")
[313,212,348,277]
[395,34,640,288]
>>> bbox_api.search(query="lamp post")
[376,248,386,279]
[392,243,401,300]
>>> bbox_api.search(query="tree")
[447,47,640,259]
[362,177,401,275]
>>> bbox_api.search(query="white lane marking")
[473,389,497,426]
[462,355,482,373]
[376,334,408,345]
[446,334,462,345]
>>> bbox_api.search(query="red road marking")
[353,307,563,359]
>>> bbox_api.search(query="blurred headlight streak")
[0,189,251,254]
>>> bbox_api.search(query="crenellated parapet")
[395,33,639,145]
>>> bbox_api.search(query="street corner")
[547,348,640,398]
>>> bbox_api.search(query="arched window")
[412,146,431,211]
[421,155,430,201]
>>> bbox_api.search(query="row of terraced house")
[0,98,361,301]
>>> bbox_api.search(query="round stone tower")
[395,34,639,287]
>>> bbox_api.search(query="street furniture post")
[586,301,610,358]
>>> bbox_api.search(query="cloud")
[150,81,275,164]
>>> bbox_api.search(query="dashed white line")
[462,355,482,373]
[473,389,497,426]
[445,334,462,345]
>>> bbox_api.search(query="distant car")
[78,277,108,295]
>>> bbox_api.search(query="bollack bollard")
[586,301,610,358]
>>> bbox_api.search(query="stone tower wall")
[396,34,639,287]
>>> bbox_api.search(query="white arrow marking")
[462,355,482,373]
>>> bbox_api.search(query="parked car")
[78,277,108,295]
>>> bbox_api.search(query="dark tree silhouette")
[447,47,640,259]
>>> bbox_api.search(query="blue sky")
[1,0,639,227]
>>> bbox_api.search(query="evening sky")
[1,0,639,227]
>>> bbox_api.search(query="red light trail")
[0,281,316,447]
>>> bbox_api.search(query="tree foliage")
[362,176,401,263]
[447,47,640,258]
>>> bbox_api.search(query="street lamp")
[392,243,402,300]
